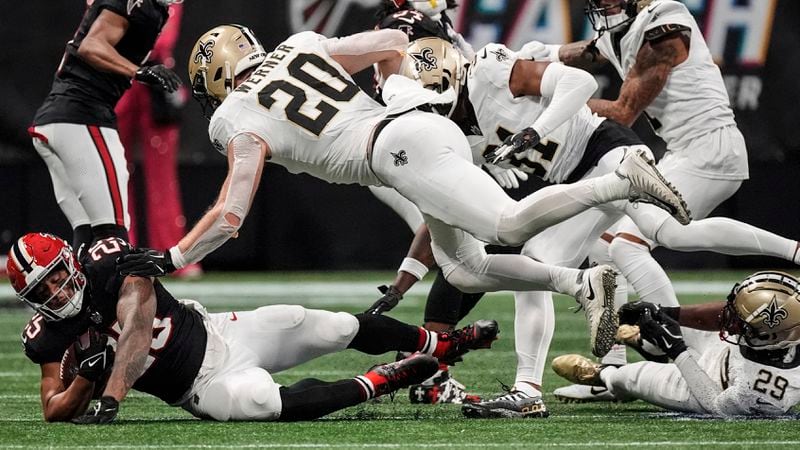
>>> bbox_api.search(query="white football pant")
[180,304,359,421]
[29,123,130,229]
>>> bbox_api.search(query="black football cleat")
[366,354,439,398]
[438,319,499,365]
[462,389,549,419]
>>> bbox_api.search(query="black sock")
[348,313,421,354]
[72,225,93,256]
[278,378,364,421]
[423,269,466,326]
[457,292,485,323]
[91,224,129,243]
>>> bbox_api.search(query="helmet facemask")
[585,0,651,35]
[8,235,86,321]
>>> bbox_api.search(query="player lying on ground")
[552,271,800,416]
[7,233,498,423]
[117,26,691,360]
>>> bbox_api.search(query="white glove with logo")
[484,164,528,189]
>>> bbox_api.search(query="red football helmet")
[6,233,86,321]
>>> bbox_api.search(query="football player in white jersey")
[115,25,692,360]
[384,36,799,417]
[531,0,800,402]
[553,271,800,416]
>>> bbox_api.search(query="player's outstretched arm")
[366,224,435,314]
[118,133,269,276]
[587,34,688,126]
[324,29,409,76]
[557,40,607,71]
[77,10,138,77]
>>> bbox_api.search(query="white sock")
[513,382,542,398]
[591,172,631,204]
[513,291,555,393]
[609,237,680,307]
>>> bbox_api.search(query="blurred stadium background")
[1,0,798,273]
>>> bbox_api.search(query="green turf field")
[1,270,799,449]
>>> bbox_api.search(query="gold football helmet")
[188,24,267,117]
[721,271,800,350]
[400,37,466,116]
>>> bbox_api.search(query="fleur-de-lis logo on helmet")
[410,47,438,72]
[758,295,789,329]
[194,40,215,65]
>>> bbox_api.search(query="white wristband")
[546,44,562,63]
[169,246,187,270]
[398,257,429,281]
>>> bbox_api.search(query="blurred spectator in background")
[28,0,181,253]
[116,2,202,278]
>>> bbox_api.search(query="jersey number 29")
[258,53,359,135]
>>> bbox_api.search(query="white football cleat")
[575,265,619,357]
[553,384,617,404]
[615,149,692,225]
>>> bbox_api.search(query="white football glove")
[484,164,528,189]
[517,41,551,60]
[447,26,476,60]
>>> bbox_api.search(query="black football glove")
[117,248,176,277]
[619,301,680,325]
[72,396,119,425]
[638,309,688,360]
[134,64,181,93]
[75,328,114,382]
[484,127,541,166]
[365,285,403,315]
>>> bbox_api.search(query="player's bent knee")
[312,311,359,346]
[202,368,282,422]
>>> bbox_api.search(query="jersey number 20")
[258,53,359,135]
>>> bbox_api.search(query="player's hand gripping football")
[134,64,181,93]
[485,127,541,166]
[72,396,119,425]
[75,328,115,383]
[637,308,688,360]
[117,248,176,277]
[365,285,403,315]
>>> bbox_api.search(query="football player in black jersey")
[28,0,183,254]
[7,232,498,423]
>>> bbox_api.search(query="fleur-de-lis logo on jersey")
[489,48,509,62]
[410,47,438,72]
[391,150,408,166]
[194,40,215,65]
[758,295,788,329]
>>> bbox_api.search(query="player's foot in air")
[437,319,500,364]
[365,354,439,398]
[575,265,619,357]
[615,149,692,225]
[409,365,481,404]
[553,384,617,403]
[462,387,549,419]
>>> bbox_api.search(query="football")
[59,339,111,399]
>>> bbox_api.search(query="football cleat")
[553,384,617,404]
[366,354,439,398]
[575,265,619,357]
[438,319,500,365]
[462,388,549,419]
[615,149,691,225]
[551,354,606,386]
[409,368,481,404]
